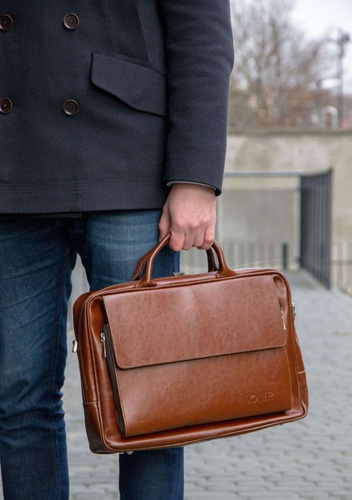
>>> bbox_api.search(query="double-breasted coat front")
[0,1,234,214]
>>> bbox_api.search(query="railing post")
[299,168,333,288]
[282,242,289,270]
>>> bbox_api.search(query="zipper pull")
[292,302,296,319]
[279,302,287,331]
[101,329,107,358]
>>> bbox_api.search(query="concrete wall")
[224,130,352,246]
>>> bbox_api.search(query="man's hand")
[158,183,216,251]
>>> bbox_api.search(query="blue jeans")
[0,209,184,500]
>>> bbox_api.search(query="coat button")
[0,98,13,114]
[0,14,14,31]
[63,99,79,116]
[63,13,79,30]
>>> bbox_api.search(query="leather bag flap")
[102,274,287,369]
[91,52,167,116]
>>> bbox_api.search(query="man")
[0,1,234,499]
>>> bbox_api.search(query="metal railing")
[193,169,333,288]
[181,240,297,275]
[300,169,333,288]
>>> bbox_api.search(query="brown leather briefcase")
[72,232,308,453]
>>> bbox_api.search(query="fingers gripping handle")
[134,232,237,288]
[131,239,218,281]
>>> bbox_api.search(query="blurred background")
[183,0,352,297]
[229,0,352,130]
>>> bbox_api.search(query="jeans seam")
[49,246,72,500]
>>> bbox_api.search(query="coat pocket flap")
[90,52,167,116]
[102,275,287,370]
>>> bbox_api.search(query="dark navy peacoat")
[0,1,234,214]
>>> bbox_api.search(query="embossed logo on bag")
[247,392,274,404]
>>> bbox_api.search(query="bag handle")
[131,241,218,281]
[135,232,238,288]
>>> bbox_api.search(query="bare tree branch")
[230,0,334,126]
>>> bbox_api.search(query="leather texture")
[73,233,308,453]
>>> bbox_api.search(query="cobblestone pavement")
[1,270,352,499]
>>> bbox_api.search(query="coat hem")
[0,180,170,214]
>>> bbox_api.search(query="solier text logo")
[246,392,274,404]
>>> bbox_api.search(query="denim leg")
[119,448,184,500]
[69,209,184,500]
[0,216,76,500]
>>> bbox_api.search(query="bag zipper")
[101,323,126,436]
[279,301,287,331]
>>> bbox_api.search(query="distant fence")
[208,168,351,295]
[300,169,333,288]
[181,169,338,290]
[181,240,297,275]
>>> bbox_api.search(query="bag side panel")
[272,273,309,414]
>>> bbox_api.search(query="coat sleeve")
[158,0,234,196]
